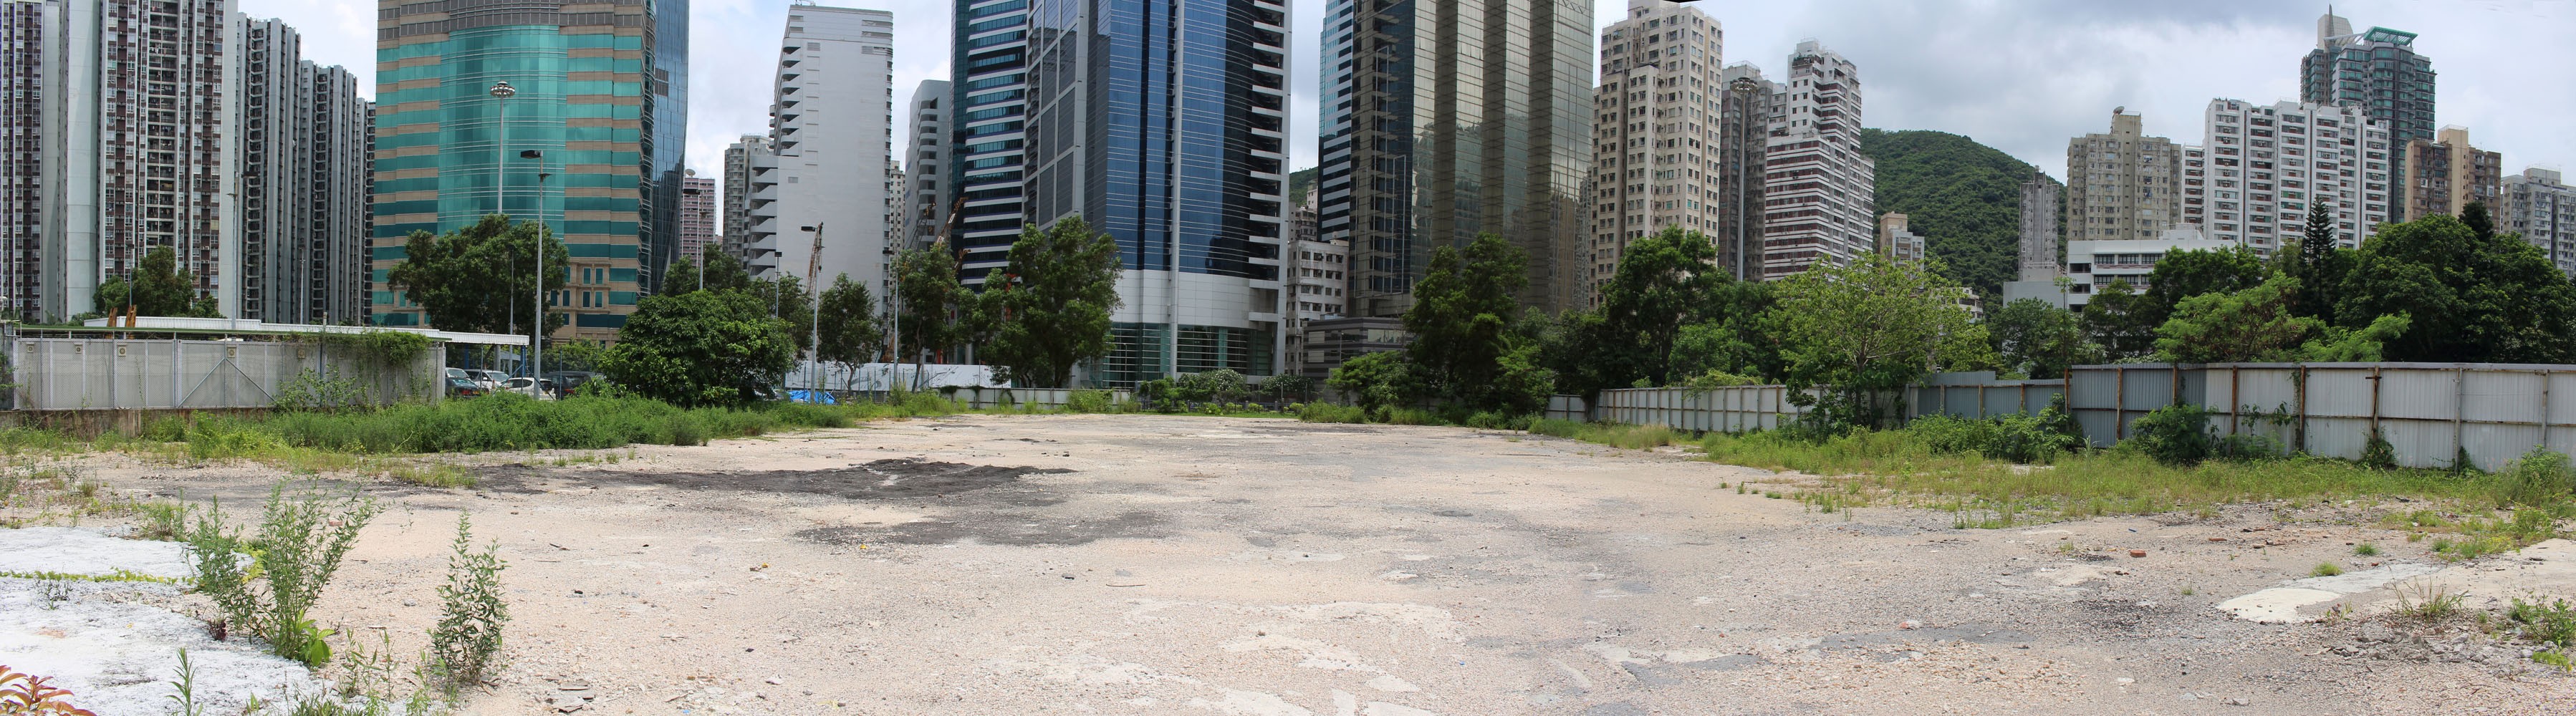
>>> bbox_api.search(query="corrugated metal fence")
[1548,362,2576,471]
[11,337,446,410]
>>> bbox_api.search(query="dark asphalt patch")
[480,458,1072,501]
[796,510,1163,546]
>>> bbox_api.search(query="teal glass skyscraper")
[369,0,687,341]
[2300,9,2433,182]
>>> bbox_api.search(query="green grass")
[2312,562,2344,577]
[1527,420,1682,450]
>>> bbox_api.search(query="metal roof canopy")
[51,317,529,347]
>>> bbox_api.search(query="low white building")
[2060,228,2239,307]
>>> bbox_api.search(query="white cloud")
[244,0,2576,188]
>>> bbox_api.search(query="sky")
[246,0,2576,188]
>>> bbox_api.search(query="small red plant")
[0,667,99,716]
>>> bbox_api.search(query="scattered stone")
[2224,697,2251,706]
[2129,550,2148,558]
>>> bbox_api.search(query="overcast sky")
[247,0,2574,188]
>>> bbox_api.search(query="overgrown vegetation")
[0,666,100,715]
[428,514,509,690]
[188,483,382,667]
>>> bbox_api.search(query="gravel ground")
[21,414,2576,715]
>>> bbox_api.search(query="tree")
[741,276,812,354]
[1404,233,1550,414]
[597,290,795,407]
[1591,226,1740,389]
[814,273,884,384]
[386,215,569,334]
[92,246,219,318]
[982,217,1123,388]
[2080,279,2157,361]
[2153,275,2312,363]
[2336,212,2576,363]
[2156,274,2416,364]
[2284,201,2352,321]
[1326,350,1421,415]
[1770,253,1987,429]
[1987,298,2090,379]
[892,242,969,364]
[663,251,754,297]
[2140,246,2268,328]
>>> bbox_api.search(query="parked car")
[446,377,485,398]
[472,369,508,392]
[444,367,473,384]
[542,371,602,395]
[502,377,557,400]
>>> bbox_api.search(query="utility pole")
[1729,76,1762,282]
[803,223,824,397]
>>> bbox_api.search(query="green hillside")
[1858,128,2062,299]
[1288,167,1319,208]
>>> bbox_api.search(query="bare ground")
[37,414,2576,715]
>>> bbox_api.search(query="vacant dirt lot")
[61,415,2576,714]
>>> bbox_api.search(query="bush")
[2125,404,2214,465]
[429,513,509,690]
[189,483,382,667]
[1064,390,1115,414]
[2212,432,2285,462]
[1296,402,1368,424]
[1170,369,1249,403]
[1463,412,1533,431]
[2494,448,2576,508]
[1985,412,2082,465]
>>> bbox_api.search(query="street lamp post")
[527,150,548,390]
[489,80,524,375]
[1729,76,1762,282]
[802,223,824,398]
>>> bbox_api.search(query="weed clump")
[188,483,381,667]
[428,513,510,690]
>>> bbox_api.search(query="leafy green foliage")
[429,513,509,690]
[2335,208,2576,363]
[1772,253,1989,429]
[1859,128,2060,299]
[90,246,218,319]
[1544,228,1766,394]
[598,290,795,407]
[814,273,885,370]
[2125,404,2214,466]
[2496,448,2576,509]
[1287,167,1318,208]
[1987,298,2091,379]
[2080,279,2158,361]
[661,251,755,296]
[1325,351,1420,416]
[2153,275,2311,363]
[981,217,1123,387]
[2141,246,2270,329]
[893,242,970,364]
[187,483,383,667]
[1403,233,1551,414]
[385,215,569,334]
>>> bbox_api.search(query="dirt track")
[76,415,2576,715]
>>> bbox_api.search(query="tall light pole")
[802,223,823,397]
[489,80,522,374]
[527,150,549,386]
[1729,76,1762,282]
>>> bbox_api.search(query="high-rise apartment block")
[2065,110,2183,241]
[1587,1,1726,303]
[1715,63,1776,281]
[238,18,370,324]
[1759,40,1873,279]
[2397,126,2502,221]
[2000,174,2070,309]
[677,172,714,263]
[948,0,1031,286]
[721,134,770,262]
[1024,0,1291,385]
[1,0,62,319]
[2178,99,2390,253]
[2301,11,2436,149]
[900,79,951,253]
[370,0,691,339]
[2504,168,2576,277]
[1320,0,1593,316]
[744,5,897,296]
[1284,192,1348,377]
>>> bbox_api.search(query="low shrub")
[2494,448,2576,508]
[2125,404,2214,465]
[1296,402,1368,424]
[1462,412,1533,431]
[1064,390,1115,414]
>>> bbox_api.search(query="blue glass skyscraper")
[1021,0,1290,387]
[949,0,1034,285]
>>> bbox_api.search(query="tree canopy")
[1989,297,2091,379]
[597,290,795,407]
[892,242,969,364]
[814,273,883,371]
[93,245,218,319]
[2335,206,2576,363]
[982,217,1123,388]
[386,215,569,334]
[1772,253,1990,427]
[1403,233,1551,414]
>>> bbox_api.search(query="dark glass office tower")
[2300,10,2433,184]
[948,0,1033,286]
[1024,0,1291,387]
[1318,0,1595,316]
